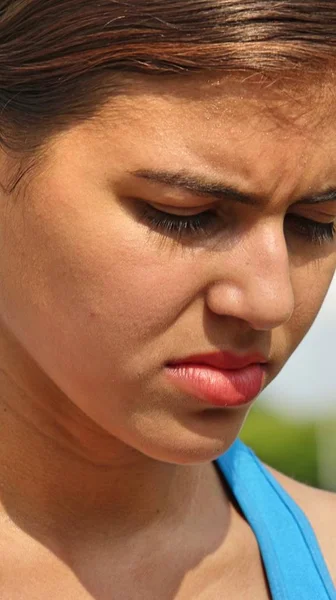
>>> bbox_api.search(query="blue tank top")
[215,439,335,599]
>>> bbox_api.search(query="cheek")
[282,260,335,356]
[0,191,200,396]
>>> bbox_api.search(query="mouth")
[165,351,268,408]
[167,351,268,371]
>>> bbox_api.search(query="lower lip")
[165,363,265,408]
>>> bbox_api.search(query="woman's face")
[0,75,335,464]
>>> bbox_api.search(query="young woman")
[0,1,335,598]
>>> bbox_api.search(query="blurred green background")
[239,276,336,492]
[240,405,336,491]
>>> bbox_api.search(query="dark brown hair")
[0,0,335,156]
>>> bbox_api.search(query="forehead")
[102,71,335,131]
[81,73,336,201]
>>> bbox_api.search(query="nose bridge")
[249,225,294,323]
[248,219,289,281]
[207,221,295,331]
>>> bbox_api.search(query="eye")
[139,204,218,239]
[139,204,336,245]
[285,214,336,245]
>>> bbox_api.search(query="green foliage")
[240,406,319,487]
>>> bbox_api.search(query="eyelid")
[148,201,216,215]
[129,183,219,207]
[290,206,336,219]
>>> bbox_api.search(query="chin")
[129,423,242,466]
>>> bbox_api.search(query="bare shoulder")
[265,464,336,583]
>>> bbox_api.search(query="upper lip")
[167,351,268,371]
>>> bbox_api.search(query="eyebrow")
[128,169,258,205]
[129,169,336,206]
[297,189,336,205]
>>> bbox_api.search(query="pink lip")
[165,352,268,408]
[168,351,267,371]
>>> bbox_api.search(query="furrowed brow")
[128,169,259,206]
[129,169,336,207]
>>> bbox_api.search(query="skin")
[0,73,335,599]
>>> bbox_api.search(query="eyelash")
[140,206,336,245]
[285,214,336,245]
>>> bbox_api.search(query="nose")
[205,223,295,331]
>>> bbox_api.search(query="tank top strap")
[215,439,335,599]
